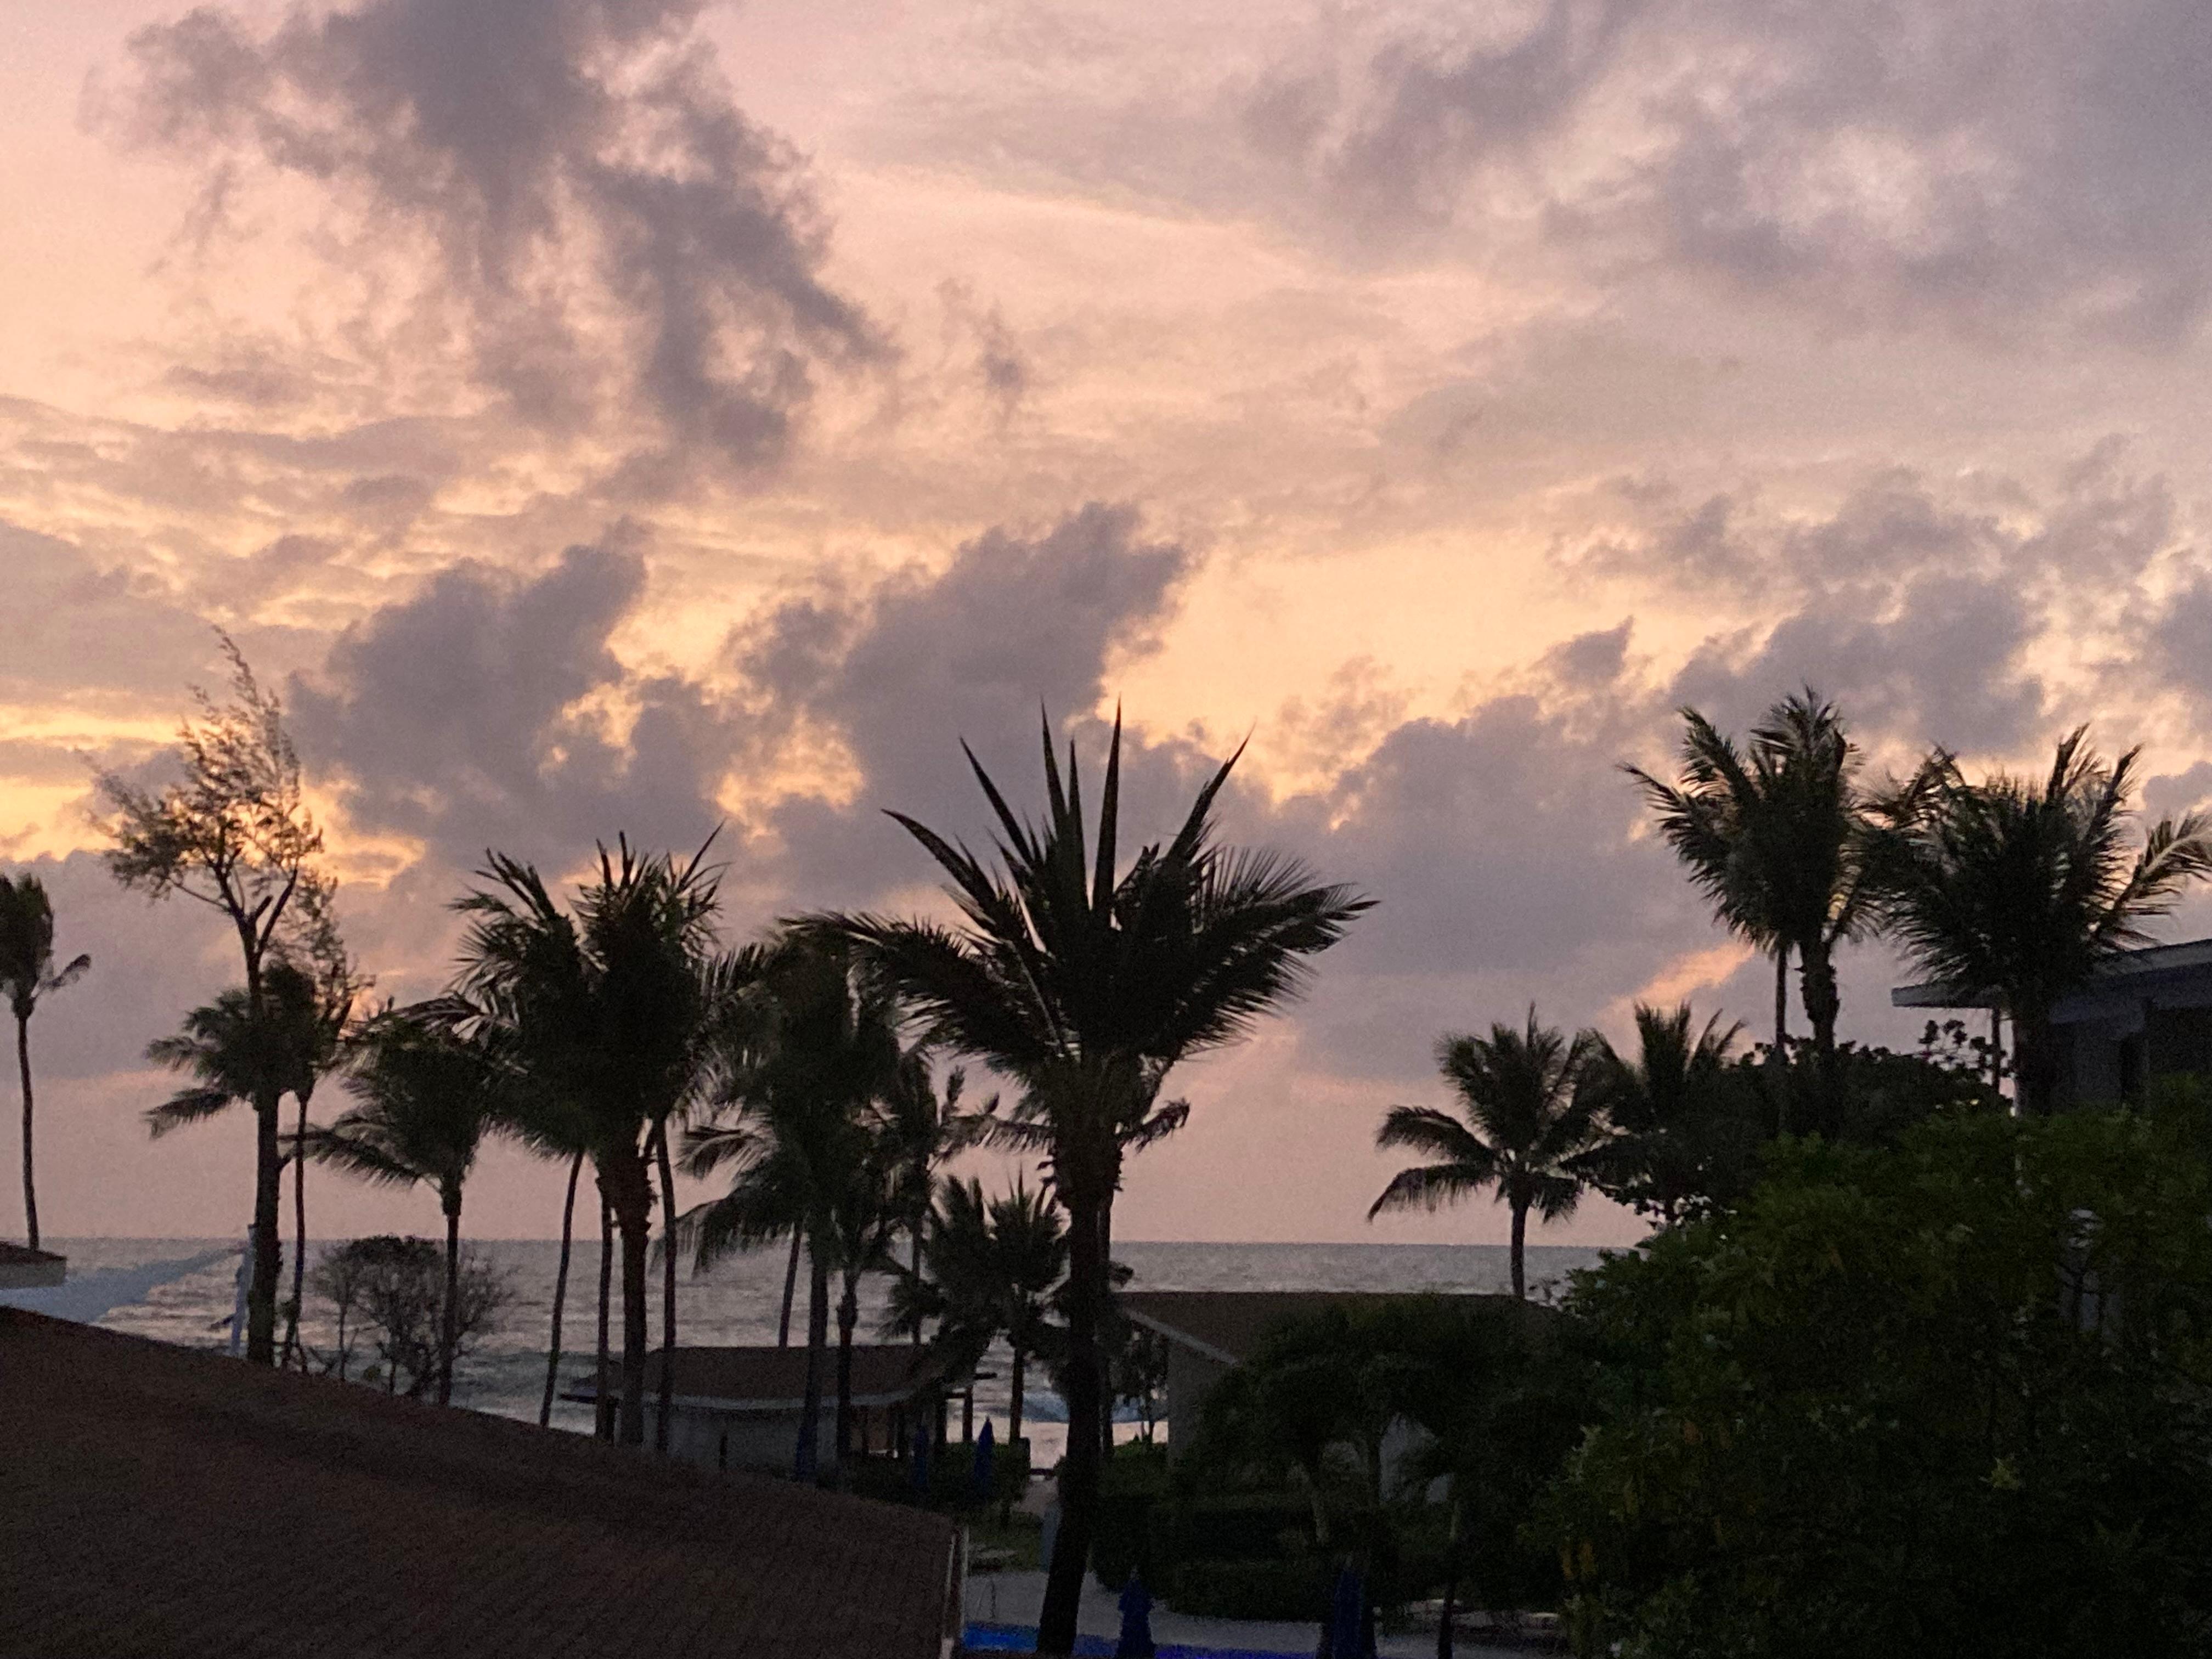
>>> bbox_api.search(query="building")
[569,1343,956,1475]
[0,1240,65,1289]
[1892,935,2212,1108]
[2,1307,961,1659]
[1119,1290,1525,1459]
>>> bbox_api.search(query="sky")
[8,0,2212,1247]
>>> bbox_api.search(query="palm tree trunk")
[611,1156,653,1448]
[910,1222,924,1349]
[2015,1006,2059,1117]
[778,1228,802,1346]
[248,1089,284,1367]
[1772,943,1790,1053]
[652,1119,679,1455]
[16,1011,38,1252]
[284,1091,309,1369]
[1799,939,1843,1138]
[1040,1178,1110,1656]
[795,1237,831,1482]
[1508,1200,1528,1301]
[1009,1345,1025,1448]
[835,1268,860,1475]
[540,1149,583,1428]
[595,1188,615,1440]
[438,1192,462,1406]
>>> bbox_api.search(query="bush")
[1169,1558,1329,1621]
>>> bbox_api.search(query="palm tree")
[278,945,360,1371]
[1577,1002,1745,1226]
[686,932,902,1482]
[495,1081,600,1427]
[878,1053,980,1348]
[1369,1009,1607,1300]
[1627,692,1880,1129]
[0,875,89,1250]
[909,1176,1068,1449]
[313,1011,507,1404]
[824,711,1368,1653]
[452,836,730,1448]
[1874,729,2212,1115]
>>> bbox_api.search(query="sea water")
[18,1237,1615,1466]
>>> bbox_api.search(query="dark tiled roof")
[1,1308,957,1659]
[1119,1290,1523,1364]
[572,1344,948,1411]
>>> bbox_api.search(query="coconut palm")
[903,1176,1067,1448]
[313,1011,509,1404]
[146,961,323,1143]
[0,874,89,1250]
[1627,692,1880,1128]
[1874,730,2212,1115]
[277,944,360,1371]
[1369,1009,1607,1300]
[878,1054,981,1347]
[1577,1002,1747,1226]
[823,711,1368,1653]
[452,836,730,1448]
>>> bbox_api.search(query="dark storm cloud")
[106,0,878,465]
[1256,0,2212,341]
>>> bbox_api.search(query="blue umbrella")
[971,1418,996,1503]
[1115,1571,1156,1657]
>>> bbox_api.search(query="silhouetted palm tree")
[1874,730,2212,1115]
[1369,1009,1607,1299]
[1577,1002,1745,1226]
[453,836,730,1447]
[314,1011,508,1404]
[1628,692,1880,1127]
[825,712,1368,1654]
[278,945,359,1371]
[902,1176,1067,1447]
[0,875,89,1250]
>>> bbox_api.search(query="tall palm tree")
[878,1053,979,1348]
[1874,729,2212,1115]
[825,711,1368,1653]
[453,836,730,1448]
[277,945,360,1371]
[1627,692,1880,1129]
[1369,1009,1607,1300]
[0,875,89,1250]
[907,1176,1068,1449]
[313,1011,507,1404]
[687,932,902,1482]
[1577,1002,1744,1226]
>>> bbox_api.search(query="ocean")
[10,1237,1616,1466]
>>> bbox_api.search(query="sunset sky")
[9,0,2212,1246]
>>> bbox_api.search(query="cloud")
[104,0,879,469]
[0,520,219,704]
[1248,0,2212,342]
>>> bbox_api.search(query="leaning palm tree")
[1627,692,1880,1127]
[1577,1002,1744,1226]
[823,710,1368,1654]
[314,1011,508,1404]
[0,874,89,1250]
[1370,1009,1607,1299]
[1874,729,2212,1115]
[453,836,730,1448]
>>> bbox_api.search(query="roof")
[1,1307,958,1659]
[1893,935,2212,1015]
[1119,1290,1522,1366]
[0,1240,65,1289]
[568,1344,950,1413]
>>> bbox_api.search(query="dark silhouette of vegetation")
[1628,692,1881,1133]
[0,874,89,1249]
[1369,1009,1607,1300]
[312,1011,509,1404]
[824,711,1368,1654]
[309,1234,514,1397]
[904,1176,1068,1449]
[99,638,333,1364]
[1873,729,2212,1115]
[1576,1003,1751,1227]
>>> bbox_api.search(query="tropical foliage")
[0,873,89,1250]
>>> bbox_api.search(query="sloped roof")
[1119,1290,1523,1365]
[1,1308,957,1659]
[571,1344,949,1413]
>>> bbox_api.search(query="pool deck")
[963,1571,1523,1658]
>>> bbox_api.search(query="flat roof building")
[2,1307,960,1659]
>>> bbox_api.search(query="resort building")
[1892,935,2212,1108]
[3,1307,961,1658]
[0,1240,65,1289]
[569,1342,956,1475]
